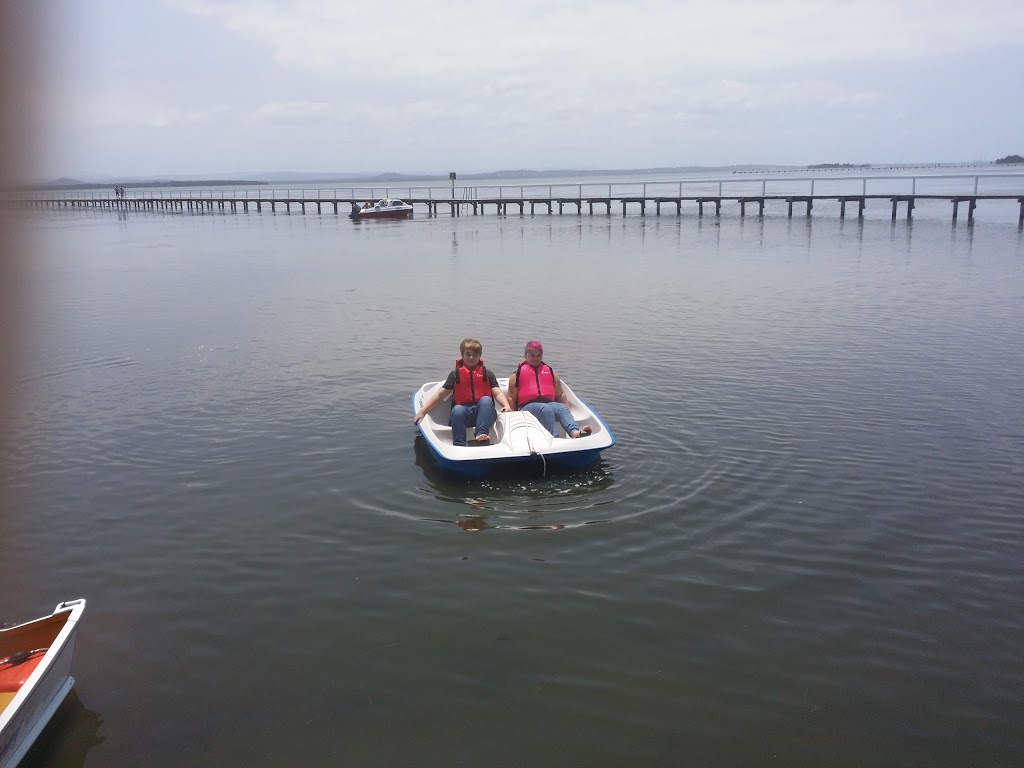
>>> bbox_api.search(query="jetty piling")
[891,196,915,221]
[786,197,814,217]
[696,198,721,217]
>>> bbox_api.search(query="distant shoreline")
[25,166,780,190]
[23,160,1023,191]
[22,178,269,192]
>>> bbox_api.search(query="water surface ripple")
[5,208,1024,767]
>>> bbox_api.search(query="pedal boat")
[351,198,414,219]
[413,377,614,475]
[0,599,86,768]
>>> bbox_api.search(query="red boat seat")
[0,649,46,692]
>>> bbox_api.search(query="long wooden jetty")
[9,172,1024,226]
[12,192,1024,225]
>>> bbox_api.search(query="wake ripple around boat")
[348,414,774,532]
[353,453,621,531]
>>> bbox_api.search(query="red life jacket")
[515,361,556,407]
[452,359,490,405]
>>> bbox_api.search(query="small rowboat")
[413,377,614,475]
[351,198,414,220]
[0,599,86,768]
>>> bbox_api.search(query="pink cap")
[525,340,543,353]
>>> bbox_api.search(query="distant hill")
[23,178,267,191]
[807,163,871,169]
[28,160,1018,191]
[24,165,795,189]
[250,165,791,185]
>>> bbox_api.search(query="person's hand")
[413,411,424,424]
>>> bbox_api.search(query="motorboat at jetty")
[0,599,86,768]
[413,377,614,475]
[351,198,414,220]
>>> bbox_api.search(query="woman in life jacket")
[507,340,592,439]
[413,338,512,446]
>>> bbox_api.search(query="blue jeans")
[450,396,496,446]
[522,401,580,437]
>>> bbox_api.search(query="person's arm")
[491,385,512,412]
[552,370,569,405]
[486,371,511,412]
[506,370,518,410]
[414,386,451,424]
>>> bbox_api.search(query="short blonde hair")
[460,338,482,355]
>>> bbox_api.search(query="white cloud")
[270,79,879,128]
[140,104,231,128]
[669,80,883,115]
[152,0,1016,147]
[35,0,1024,175]
[48,80,231,128]
[251,101,333,124]
[165,0,1024,78]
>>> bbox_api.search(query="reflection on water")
[413,435,617,530]
[19,691,103,768]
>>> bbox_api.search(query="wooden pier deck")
[9,192,1024,226]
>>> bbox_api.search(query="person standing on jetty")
[413,338,512,446]
[507,340,592,439]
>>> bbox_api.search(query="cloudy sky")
[30,0,1024,179]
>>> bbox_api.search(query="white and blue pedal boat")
[413,377,614,476]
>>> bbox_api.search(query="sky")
[25,0,1024,179]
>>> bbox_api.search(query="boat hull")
[0,600,86,768]
[424,443,605,476]
[413,378,614,476]
[353,208,413,220]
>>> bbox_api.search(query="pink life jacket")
[515,361,556,407]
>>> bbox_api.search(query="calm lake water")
[4,197,1024,767]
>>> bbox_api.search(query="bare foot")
[571,426,593,438]
[475,434,491,445]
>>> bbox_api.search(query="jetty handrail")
[453,173,1024,200]
[20,171,1024,203]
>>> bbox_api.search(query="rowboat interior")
[0,612,69,715]
[1,599,85,768]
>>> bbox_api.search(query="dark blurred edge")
[1,3,42,543]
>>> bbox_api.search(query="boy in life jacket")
[413,338,512,446]
[507,340,593,439]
